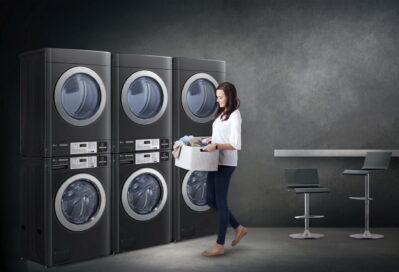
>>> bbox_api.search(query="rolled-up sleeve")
[229,111,242,150]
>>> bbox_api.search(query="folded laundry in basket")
[179,135,194,145]
[187,138,203,147]
[173,135,207,159]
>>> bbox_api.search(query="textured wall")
[2,0,399,271]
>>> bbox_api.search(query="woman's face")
[216,89,227,108]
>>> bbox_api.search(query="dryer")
[19,154,111,266]
[112,54,172,153]
[172,57,225,140]
[112,151,172,253]
[20,48,111,157]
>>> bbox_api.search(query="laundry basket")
[174,145,219,171]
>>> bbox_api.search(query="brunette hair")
[215,82,240,121]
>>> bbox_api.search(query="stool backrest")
[362,152,392,170]
[284,169,320,188]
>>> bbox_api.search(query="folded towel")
[179,135,193,145]
[172,143,183,159]
[187,138,203,147]
[174,140,185,146]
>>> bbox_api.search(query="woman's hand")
[202,143,217,152]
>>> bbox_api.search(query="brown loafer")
[202,249,225,257]
[231,226,248,247]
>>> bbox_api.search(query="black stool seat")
[294,187,330,194]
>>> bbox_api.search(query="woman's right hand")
[202,137,212,144]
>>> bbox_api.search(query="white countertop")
[274,149,399,157]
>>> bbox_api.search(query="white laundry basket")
[174,145,219,171]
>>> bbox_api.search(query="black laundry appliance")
[19,154,111,266]
[173,169,217,241]
[112,54,172,153]
[20,48,111,157]
[112,150,172,253]
[172,57,225,241]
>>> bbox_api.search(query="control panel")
[52,155,108,170]
[135,152,160,165]
[52,141,108,155]
[120,138,170,152]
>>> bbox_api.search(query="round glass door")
[54,67,106,126]
[182,170,210,212]
[55,173,106,231]
[121,70,168,125]
[122,168,168,221]
[182,73,218,123]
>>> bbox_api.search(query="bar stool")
[284,168,330,239]
[342,151,391,239]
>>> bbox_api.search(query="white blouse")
[212,109,242,166]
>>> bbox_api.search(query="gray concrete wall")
[2,0,399,270]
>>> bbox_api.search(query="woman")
[201,82,248,257]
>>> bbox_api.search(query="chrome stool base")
[350,231,384,239]
[289,230,324,239]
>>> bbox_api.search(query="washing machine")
[112,54,172,153]
[19,154,111,267]
[20,48,111,157]
[173,169,217,241]
[112,151,172,253]
[172,57,225,140]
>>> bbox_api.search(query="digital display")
[80,144,87,147]
[144,154,150,158]
[144,141,150,144]
[80,159,87,162]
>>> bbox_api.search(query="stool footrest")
[349,197,373,201]
[295,215,325,219]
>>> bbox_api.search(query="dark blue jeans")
[206,165,240,245]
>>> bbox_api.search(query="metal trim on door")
[181,73,218,123]
[54,66,107,126]
[55,173,106,232]
[121,168,168,221]
[121,70,168,125]
[182,170,210,212]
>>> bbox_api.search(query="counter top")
[274,149,399,157]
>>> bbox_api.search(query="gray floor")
[25,227,399,272]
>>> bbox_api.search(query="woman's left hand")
[202,143,217,152]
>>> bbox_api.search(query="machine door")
[54,67,106,126]
[122,168,168,221]
[182,170,210,212]
[121,70,168,125]
[55,173,106,231]
[181,73,218,123]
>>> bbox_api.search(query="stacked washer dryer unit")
[19,48,112,266]
[172,57,226,241]
[111,54,172,253]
